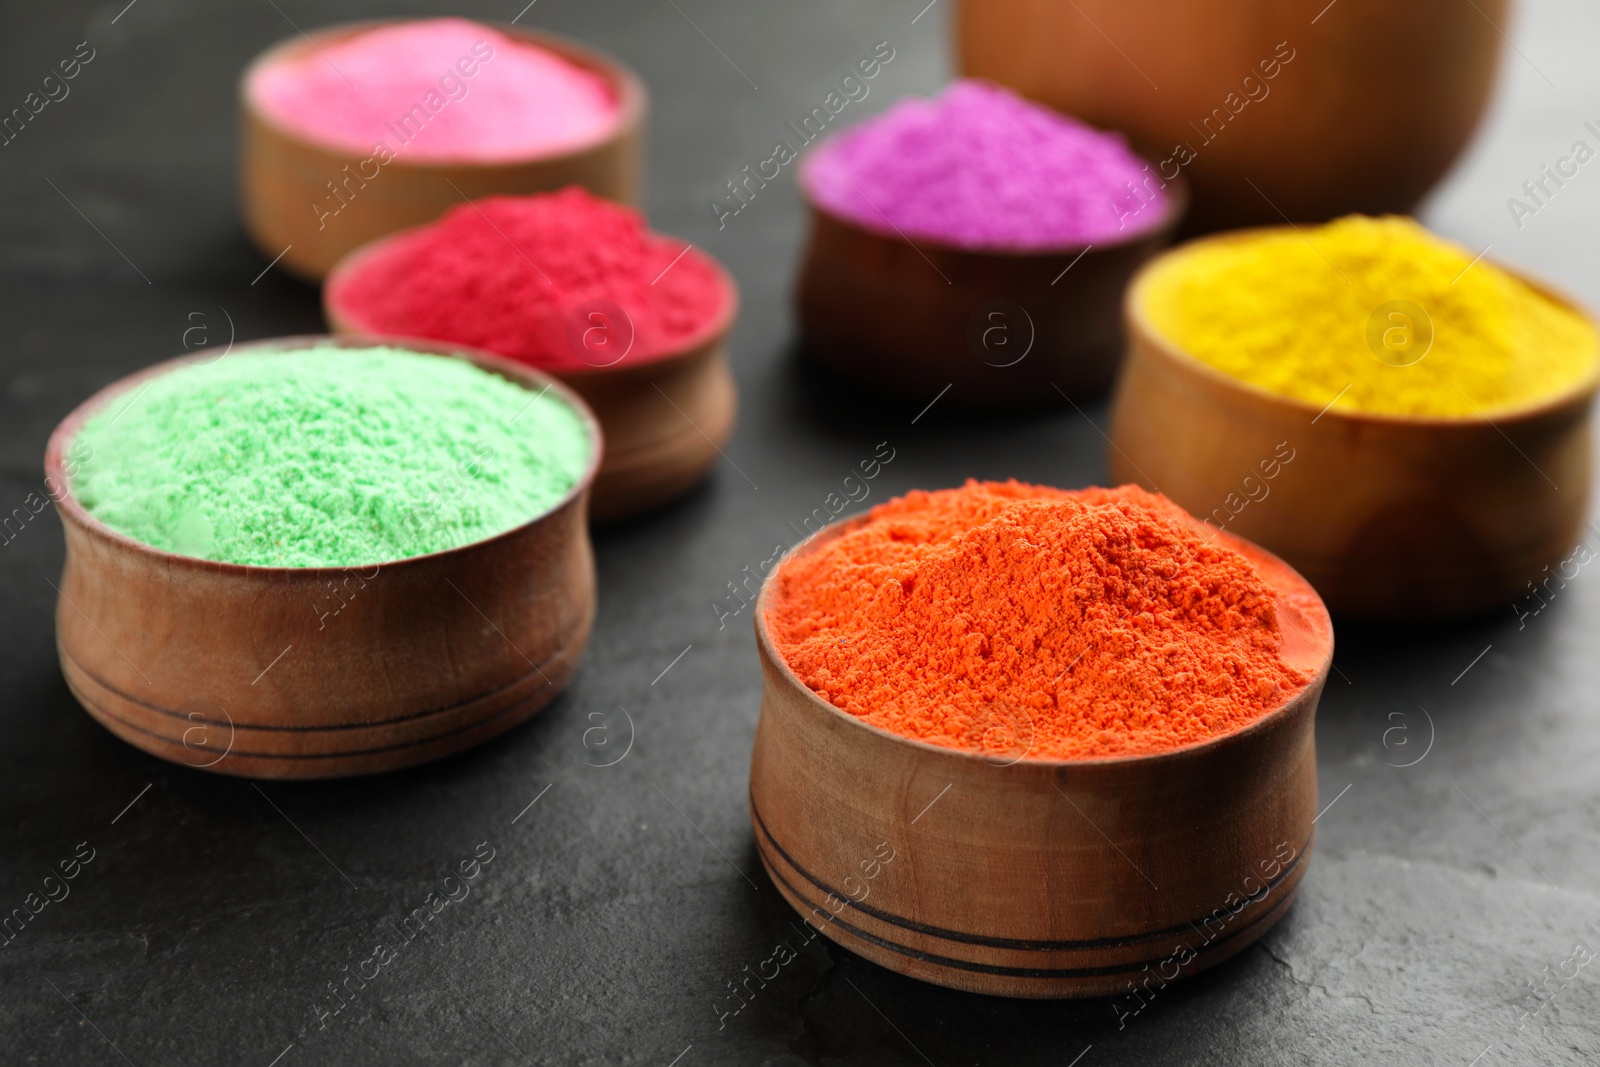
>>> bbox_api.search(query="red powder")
[327,189,731,374]
[764,481,1329,760]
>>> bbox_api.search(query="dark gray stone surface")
[2,1,1598,1064]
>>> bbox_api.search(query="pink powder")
[800,80,1168,249]
[249,18,619,163]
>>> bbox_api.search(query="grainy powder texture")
[250,18,617,162]
[800,79,1167,249]
[71,347,589,567]
[328,189,728,374]
[1141,215,1600,417]
[765,482,1319,760]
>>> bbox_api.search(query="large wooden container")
[959,0,1507,233]
[796,174,1186,409]
[1109,232,1599,618]
[46,336,601,778]
[240,19,646,281]
[749,515,1332,998]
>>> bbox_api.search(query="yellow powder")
[1139,215,1599,418]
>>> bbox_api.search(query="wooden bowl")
[45,336,602,779]
[325,229,739,524]
[239,19,646,282]
[749,514,1332,998]
[1108,235,1599,618]
[795,174,1185,409]
[958,0,1506,233]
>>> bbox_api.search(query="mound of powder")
[327,188,730,374]
[1140,214,1600,417]
[249,18,618,162]
[800,80,1167,249]
[70,347,590,568]
[765,481,1324,760]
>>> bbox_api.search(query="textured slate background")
[2,1,1598,1064]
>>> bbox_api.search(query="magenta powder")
[800,80,1167,249]
[249,18,618,163]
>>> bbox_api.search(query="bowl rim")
[239,17,647,170]
[44,334,604,577]
[322,217,741,378]
[752,500,1334,770]
[1127,223,1600,428]
[795,139,1189,258]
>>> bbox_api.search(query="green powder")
[71,346,591,567]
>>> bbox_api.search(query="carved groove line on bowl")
[752,796,1306,975]
[756,829,1299,980]
[57,638,572,734]
[67,672,562,763]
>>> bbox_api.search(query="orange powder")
[763,481,1326,760]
